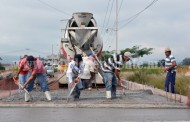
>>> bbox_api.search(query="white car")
[45,65,54,77]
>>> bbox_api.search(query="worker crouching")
[102,52,132,99]
[66,54,84,101]
[22,56,52,102]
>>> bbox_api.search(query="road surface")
[0,108,190,122]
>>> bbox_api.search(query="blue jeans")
[18,74,28,92]
[103,72,118,97]
[67,77,83,99]
[26,72,50,92]
[165,71,176,93]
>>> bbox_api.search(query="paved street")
[0,108,190,122]
[0,89,189,122]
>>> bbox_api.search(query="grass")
[121,67,190,96]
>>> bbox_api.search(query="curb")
[0,102,188,109]
[122,80,188,105]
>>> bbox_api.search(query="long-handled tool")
[66,82,77,103]
[74,46,103,90]
[121,80,128,96]
[48,73,66,86]
[90,47,128,94]
[89,47,103,79]
[13,77,30,95]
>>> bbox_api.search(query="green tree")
[0,57,5,70]
[157,59,165,67]
[120,45,153,58]
[0,63,5,70]
[182,58,190,66]
[100,51,114,61]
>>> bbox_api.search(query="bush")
[0,63,5,70]
[54,68,59,72]
[122,68,190,96]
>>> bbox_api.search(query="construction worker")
[22,55,52,102]
[14,55,28,92]
[80,52,95,90]
[102,52,132,99]
[164,48,177,93]
[66,54,85,100]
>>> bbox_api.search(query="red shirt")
[30,59,45,75]
[18,57,28,75]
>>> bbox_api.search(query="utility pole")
[116,0,118,54]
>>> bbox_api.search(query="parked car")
[45,65,54,77]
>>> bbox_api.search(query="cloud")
[0,0,189,63]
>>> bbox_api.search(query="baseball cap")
[124,52,132,59]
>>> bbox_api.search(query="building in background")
[44,54,59,66]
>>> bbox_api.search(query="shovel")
[13,77,30,95]
[66,82,77,103]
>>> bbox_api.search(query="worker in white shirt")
[80,52,95,90]
[66,54,85,100]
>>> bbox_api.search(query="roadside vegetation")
[121,66,190,96]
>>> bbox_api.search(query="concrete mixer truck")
[58,12,103,85]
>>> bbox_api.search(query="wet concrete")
[0,88,186,108]
[0,108,190,122]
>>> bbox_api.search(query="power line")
[104,0,159,50]
[102,0,115,37]
[30,48,50,55]
[37,0,70,16]
[0,49,25,55]
[103,0,124,51]
[119,0,158,29]
[101,0,111,34]
[100,0,123,32]
[118,0,124,17]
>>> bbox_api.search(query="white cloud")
[0,0,189,63]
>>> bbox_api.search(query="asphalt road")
[0,108,190,122]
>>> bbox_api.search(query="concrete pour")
[0,88,187,108]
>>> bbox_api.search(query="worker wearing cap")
[102,52,132,99]
[164,48,177,93]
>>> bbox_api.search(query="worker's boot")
[25,93,32,102]
[106,91,111,99]
[45,91,52,101]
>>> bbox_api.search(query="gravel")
[0,88,184,107]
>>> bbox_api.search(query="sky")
[0,0,189,63]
